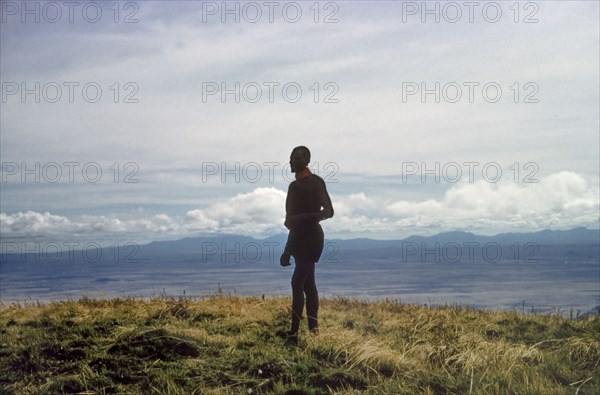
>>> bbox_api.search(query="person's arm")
[318,176,334,220]
[280,233,292,266]
[310,176,334,221]
[281,185,293,266]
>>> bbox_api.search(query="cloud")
[332,193,377,216]
[185,187,286,235]
[0,211,74,236]
[385,171,599,234]
[0,211,182,241]
[1,187,287,243]
[1,172,598,245]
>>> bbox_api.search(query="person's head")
[290,146,311,173]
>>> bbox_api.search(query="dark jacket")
[284,174,334,262]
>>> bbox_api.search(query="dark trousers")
[290,259,319,335]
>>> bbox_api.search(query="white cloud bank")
[185,187,286,235]
[384,171,599,235]
[1,172,598,244]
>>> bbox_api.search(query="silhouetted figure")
[280,146,334,343]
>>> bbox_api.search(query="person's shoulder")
[310,173,327,184]
[307,174,329,190]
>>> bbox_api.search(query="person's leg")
[304,262,319,333]
[290,259,312,336]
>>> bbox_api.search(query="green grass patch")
[0,296,598,394]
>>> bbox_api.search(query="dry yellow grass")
[1,295,598,394]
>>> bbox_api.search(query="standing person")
[280,146,334,343]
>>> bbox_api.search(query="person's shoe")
[283,331,298,347]
[309,327,319,336]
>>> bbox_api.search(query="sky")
[1,0,599,247]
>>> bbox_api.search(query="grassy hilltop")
[0,295,598,394]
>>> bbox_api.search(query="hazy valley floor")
[2,259,598,316]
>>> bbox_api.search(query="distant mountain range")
[1,227,598,265]
[332,227,600,249]
[142,227,600,255]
